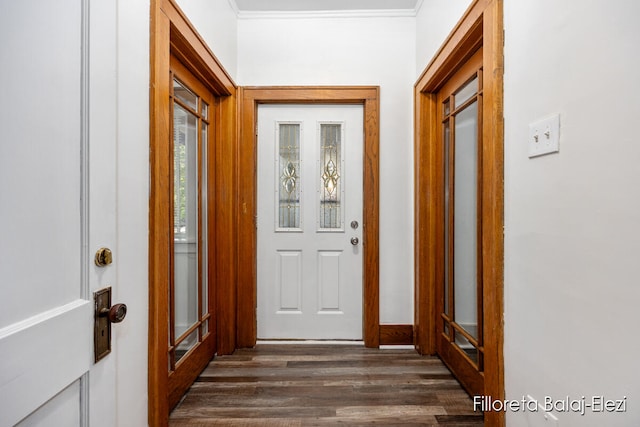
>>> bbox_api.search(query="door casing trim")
[414,0,504,425]
[237,87,380,348]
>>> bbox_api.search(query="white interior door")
[0,1,118,426]
[257,105,364,340]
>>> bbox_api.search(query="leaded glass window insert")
[277,123,301,229]
[319,123,343,230]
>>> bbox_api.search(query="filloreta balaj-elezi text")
[474,395,627,416]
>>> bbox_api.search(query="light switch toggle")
[528,113,560,158]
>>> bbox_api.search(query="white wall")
[238,15,416,324]
[415,0,471,75]
[503,1,640,425]
[175,0,239,79]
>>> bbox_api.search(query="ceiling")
[232,0,421,12]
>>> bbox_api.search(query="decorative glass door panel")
[277,123,301,230]
[437,47,484,397]
[319,123,344,231]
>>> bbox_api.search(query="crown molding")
[414,0,425,15]
[237,8,419,19]
[229,0,424,19]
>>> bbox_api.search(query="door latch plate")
[94,287,112,362]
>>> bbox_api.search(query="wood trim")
[481,3,505,427]
[415,0,486,93]
[215,92,239,356]
[149,4,171,425]
[161,0,234,95]
[413,90,438,356]
[149,0,237,425]
[414,0,504,425]
[379,325,413,346]
[237,86,380,348]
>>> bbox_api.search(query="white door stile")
[87,0,118,425]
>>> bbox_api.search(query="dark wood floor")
[169,344,483,426]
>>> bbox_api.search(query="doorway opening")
[237,87,380,348]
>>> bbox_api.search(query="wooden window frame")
[149,0,237,425]
[237,87,380,348]
[414,0,504,425]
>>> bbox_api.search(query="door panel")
[0,0,82,328]
[257,105,363,340]
[167,56,217,409]
[17,380,82,427]
[437,47,485,396]
[0,0,118,425]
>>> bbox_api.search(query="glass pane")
[201,122,208,319]
[202,318,208,337]
[173,78,197,111]
[201,101,209,120]
[443,98,450,116]
[278,124,301,229]
[443,121,450,316]
[453,100,478,340]
[453,76,478,109]
[455,330,479,365]
[175,328,199,364]
[320,124,342,229]
[173,102,200,344]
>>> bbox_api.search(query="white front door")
[257,105,364,340]
[0,1,119,426]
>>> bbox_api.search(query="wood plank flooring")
[169,344,483,426]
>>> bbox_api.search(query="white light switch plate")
[529,113,560,158]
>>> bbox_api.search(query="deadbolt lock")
[95,247,113,267]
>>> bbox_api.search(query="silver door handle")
[350,237,359,246]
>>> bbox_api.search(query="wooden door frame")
[413,0,504,425]
[237,87,380,348]
[149,0,237,425]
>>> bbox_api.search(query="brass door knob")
[100,303,127,323]
[95,247,113,267]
